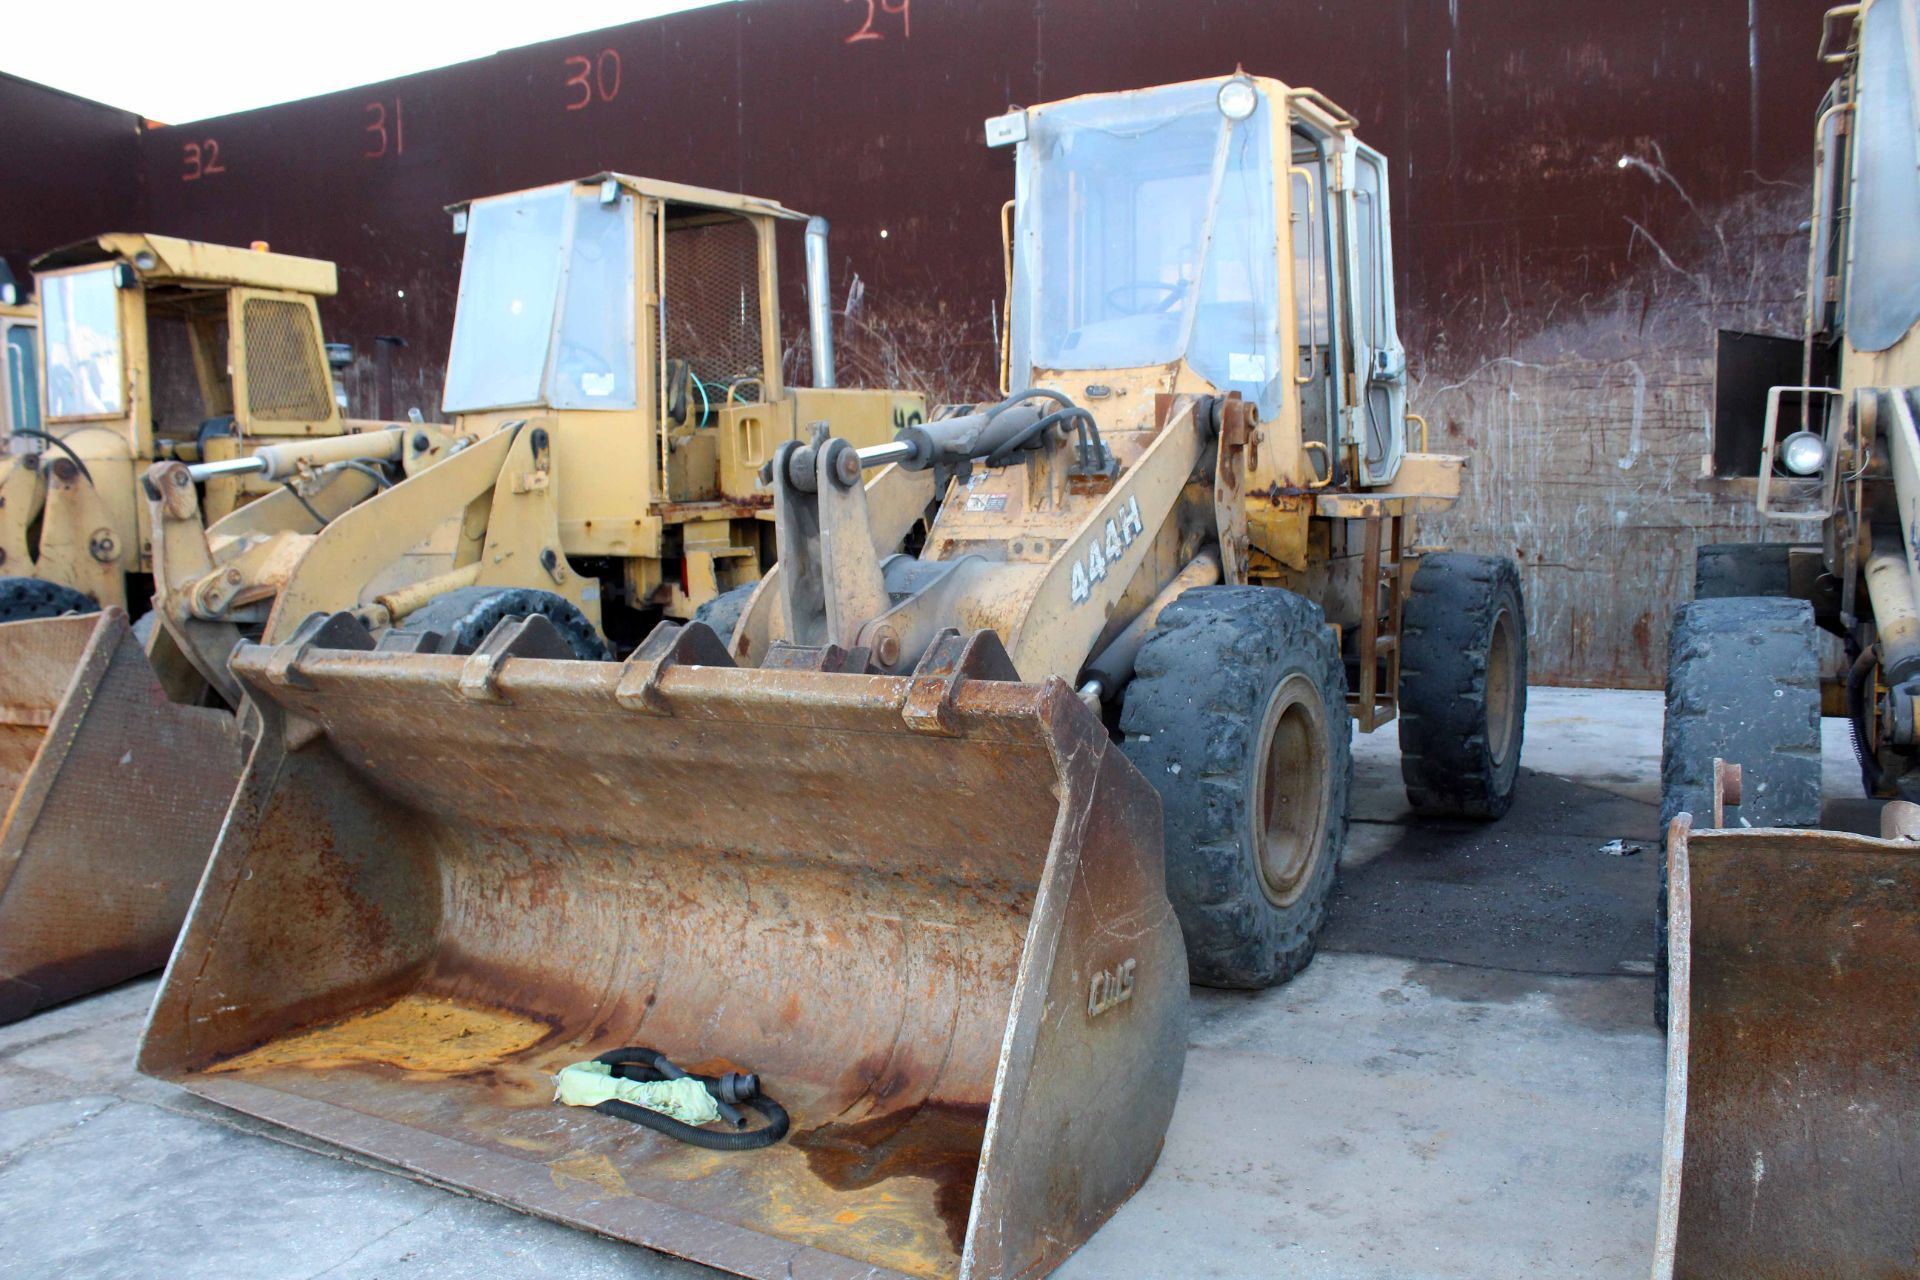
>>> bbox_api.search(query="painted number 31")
[1070,495,1145,605]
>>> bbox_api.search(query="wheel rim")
[1486,604,1519,767]
[1252,673,1332,907]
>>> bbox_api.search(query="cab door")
[1,316,38,433]
[1341,140,1406,485]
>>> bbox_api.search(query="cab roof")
[447,172,810,222]
[31,234,338,296]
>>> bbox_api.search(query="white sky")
[1,0,735,124]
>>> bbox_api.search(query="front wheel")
[0,577,98,623]
[1398,553,1527,819]
[1655,594,1820,1029]
[1120,586,1352,989]
[393,586,610,660]
[692,583,758,654]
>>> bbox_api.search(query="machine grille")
[242,298,331,422]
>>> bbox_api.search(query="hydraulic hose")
[590,1047,789,1151]
[983,388,1108,470]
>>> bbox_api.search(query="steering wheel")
[556,341,613,378]
[1103,281,1185,316]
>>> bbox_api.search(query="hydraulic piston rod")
[186,428,406,484]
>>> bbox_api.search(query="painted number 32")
[1069,495,1145,605]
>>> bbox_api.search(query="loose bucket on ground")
[1653,816,1920,1279]
[0,610,243,1023]
[138,618,1187,1280]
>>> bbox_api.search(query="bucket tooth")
[1654,817,1920,1279]
[0,610,244,1024]
[139,626,1187,1280]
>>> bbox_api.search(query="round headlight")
[1780,430,1827,477]
[1217,77,1258,122]
[132,250,158,271]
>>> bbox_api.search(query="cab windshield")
[1011,79,1280,414]
[443,186,638,413]
[41,266,124,419]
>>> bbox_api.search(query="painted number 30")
[563,50,622,110]
[1069,495,1145,605]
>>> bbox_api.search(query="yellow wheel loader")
[1654,3,1920,1276]
[0,235,457,1024]
[146,172,923,692]
[138,81,1523,1280]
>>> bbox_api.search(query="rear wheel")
[1656,595,1820,1028]
[1120,586,1351,989]
[0,577,98,622]
[1398,553,1527,819]
[395,586,610,660]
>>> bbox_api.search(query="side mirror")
[325,342,353,370]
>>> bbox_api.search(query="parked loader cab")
[1,234,402,614]
[1654,3,1920,1277]
[137,85,1521,1280]
[149,174,923,669]
[0,237,457,1027]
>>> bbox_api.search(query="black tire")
[1120,586,1352,989]
[0,577,98,622]
[1398,553,1527,819]
[396,586,610,660]
[1655,595,1820,1029]
[692,583,757,649]
[1693,542,1810,599]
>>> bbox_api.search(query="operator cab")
[993,74,1407,487]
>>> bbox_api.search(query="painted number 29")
[1069,495,1145,605]
[845,0,909,43]
[564,50,622,110]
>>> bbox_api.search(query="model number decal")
[1069,495,1144,605]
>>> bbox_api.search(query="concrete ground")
[0,688,1866,1279]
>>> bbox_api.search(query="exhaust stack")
[805,216,836,389]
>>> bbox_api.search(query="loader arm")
[1006,397,1210,680]
[262,425,517,642]
[147,462,384,705]
[0,455,46,576]
[770,395,1216,684]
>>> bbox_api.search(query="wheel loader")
[0,234,460,1024]
[138,80,1524,1280]
[1653,3,1920,1276]
[145,172,924,695]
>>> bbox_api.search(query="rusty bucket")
[0,610,244,1023]
[1653,815,1920,1279]
[138,617,1187,1280]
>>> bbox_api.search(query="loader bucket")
[0,610,244,1023]
[1653,817,1920,1280]
[138,620,1187,1280]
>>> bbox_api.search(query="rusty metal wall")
[0,74,143,281]
[5,0,1838,684]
